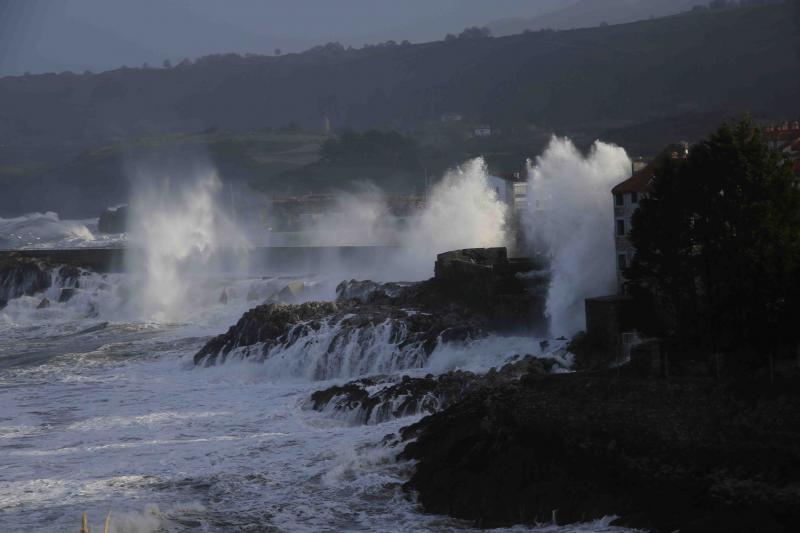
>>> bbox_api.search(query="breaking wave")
[525,137,631,336]
[0,212,98,249]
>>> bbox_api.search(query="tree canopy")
[627,118,800,361]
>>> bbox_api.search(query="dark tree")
[458,26,492,40]
[627,118,800,365]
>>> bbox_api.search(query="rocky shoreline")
[398,372,800,532]
[0,253,81,309]
[309,355,562,425]
[194,248,549,370]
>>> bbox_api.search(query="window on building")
[630,192,638,204]
[614,193,624,206]
[618,253,627,270]
[616,219,625,236]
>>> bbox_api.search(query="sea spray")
[525,137,631,336]
[126,170,250,322]
[299,190,395,247]
[293,158,508,280]
[398,158,507,279]
[0,211,96,249]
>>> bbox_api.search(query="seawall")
[0,246,399,275]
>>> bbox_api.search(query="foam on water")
[0,211,124,249]
[524,137,632,337]
[0,275,636,532]
[0,153,639,531]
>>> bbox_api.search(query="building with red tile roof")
[612,143,688,291]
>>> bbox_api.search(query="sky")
[0,0,570,77]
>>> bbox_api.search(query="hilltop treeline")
[0,3,797,150]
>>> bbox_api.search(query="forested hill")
[1,3,797,150]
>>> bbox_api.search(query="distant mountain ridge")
[1,3,795,149]
[0,3,798,216]
[488,0,706,35]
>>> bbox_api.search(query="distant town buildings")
[764,120,800,177]
[473,125,492,137]
[489,172,528,214]
[440,112,464,123]
[611,142,688,291]
[489,172,529,251]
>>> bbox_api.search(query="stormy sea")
[0,140,638,532]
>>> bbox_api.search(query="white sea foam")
[525,137,631,336]
[0,148,641,531]
[0,211,124,249]
[290,157,507,280]
[0,330,634,531]
[126,170,251,322]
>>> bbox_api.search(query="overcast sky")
[0,0,572,77]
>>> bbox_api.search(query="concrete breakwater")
[0,246,399,275]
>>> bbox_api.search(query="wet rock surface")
[98,205,128,234]
[0,254,81,309]
[194,247,549,367]
[193,299,484,369]
[195,301,340,364]
[399,373,800,532]
[309,355,559,424]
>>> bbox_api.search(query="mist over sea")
[0,140,636,532]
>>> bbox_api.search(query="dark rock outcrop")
[98,205,128,234]
[58,287,77,303]
[0,255,52,309]
[0,254,80,308]
[400,374,800,532]
[309,355,558,424]
[335,279,412,304]
[195,247,548,368]
[194,299,483,373]
[195,301,340,364]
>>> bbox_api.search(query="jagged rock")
[219,288,229,305]
[194,299,483,374]
[58,287,77,303]
[37,298,50,309]
[266,281,308,304]
[0,254,52,307]
[311,372,477,424]
[0,254,83,310]
[98,205,128,234]
[309,355,558,424]
[336,280,411,304]
[399,374,800,532]
[195,301,340,365]
[195,248,549,370]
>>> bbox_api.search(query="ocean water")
[0,268,635,532]
[0,199,635,532]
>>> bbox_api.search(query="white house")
[489,172,528,214]
[611,143,688,291]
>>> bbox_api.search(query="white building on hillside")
[489,172,528,214]
[611,143,688,292]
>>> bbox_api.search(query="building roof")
[612,142,688,195]
[612,165,656,194]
